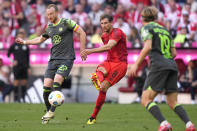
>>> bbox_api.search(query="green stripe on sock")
[53,85,59,88]
[147,102,157,110]
[43,89,51,92]
[147,86,152,90]
[43,87,52,92]
[53,82,61,91]
[173,104,181,110]
[53,82,61,88]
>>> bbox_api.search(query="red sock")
[96,71,104,83]
[91,91,106,119]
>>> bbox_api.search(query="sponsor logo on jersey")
[53,35,61,44]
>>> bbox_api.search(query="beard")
[49,16,58,24]
[52,16,58,23]
[103,27,111,33]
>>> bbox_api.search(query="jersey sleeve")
[65,19,79,32]
[109,29,121,43]
[42,25,50,39]
[171,39,175,48]
[7,43,15,57]
[141,27,153,42]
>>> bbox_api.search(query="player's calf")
[43,87,52,111]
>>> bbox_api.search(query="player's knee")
[167,101,176,109]
[100,83,109,92]
[141,95,152,107]
[167,103,174,109]
[141,97,147,107]
[54,74,64,84]
[100,86,108,92]
[44,78,53,87]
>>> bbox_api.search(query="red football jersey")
[101,28,128,63]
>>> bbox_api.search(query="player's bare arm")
[15,36,47,45]
[128,39,152,77]
[75,26,87,61]
[89,39,117,53]
[171,47,176,58]
[81,40,117,59]
[75,26,86,51]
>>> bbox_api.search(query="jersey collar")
[53,18,62,26]
[148,21,156,25]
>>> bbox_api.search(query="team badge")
[59,27,63,32]
[22,45,27,50]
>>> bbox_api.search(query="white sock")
[191,100,196,104]
[161,95,166,102]
[160,120,169,126]
[186,121,193,128]
[135,97,141,102]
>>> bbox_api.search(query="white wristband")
[24,40,26,44]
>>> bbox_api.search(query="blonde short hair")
[141,6,158,22]
[47,4,58,12]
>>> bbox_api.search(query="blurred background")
[0,0,197,104]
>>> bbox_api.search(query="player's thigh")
[56,59,73,78]
[53,74,64,84]
[21,79,27,86]
[14,80,19,86]
[166,92,178,109]
[97,62,110,76]
[105,62,127,86]
[143,70,169,92]
[165,70,178,94]
[97,67,107,76]
[44,60,57,80]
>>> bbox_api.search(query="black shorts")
[44,59,74,79]
[13,66,28,79]
[143,70,178,94]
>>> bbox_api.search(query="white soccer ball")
[48,91,65,106]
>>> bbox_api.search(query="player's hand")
[128,64,138,77]
[80,49,92,61]
[84,49,91,55]
[80,49,87,61]
[15,38,25,44]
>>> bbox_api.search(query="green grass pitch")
[0,103,196,131]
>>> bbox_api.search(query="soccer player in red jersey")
[81,14,128,124]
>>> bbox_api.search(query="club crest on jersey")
[59,27,63,32]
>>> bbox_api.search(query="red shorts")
[97,61,128,86]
